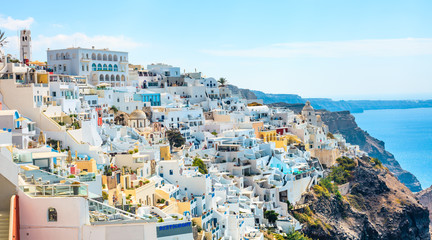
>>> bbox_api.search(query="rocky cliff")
[316,110,422,192]
[416,186,432,230]
[227,85,257,99]
[297,156,430,240]
[265,103,422,192]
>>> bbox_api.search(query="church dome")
[302,101,314,111]
[129,109,147,120]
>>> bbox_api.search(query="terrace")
[19,168,88,197]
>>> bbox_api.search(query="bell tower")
[20,29,32,63]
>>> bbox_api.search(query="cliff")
[297,156,430,240]
[227,85,257,99]
[317,109,422,192]
[265,103,422,192]
[251,90,432,113]
[416,186,432,230]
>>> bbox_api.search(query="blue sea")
[353,108,432,190]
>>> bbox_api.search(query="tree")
[166,129,185,150]
[193,157,208,174]
[110,105,119,114]
[264,210,279,226]
[286,200,293,213]
[0,30,7,48]
[218,77,227,87]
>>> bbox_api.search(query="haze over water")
[353,108,432,190]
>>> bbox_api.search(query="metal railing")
[88,198,155,223]
[20,184,88,197]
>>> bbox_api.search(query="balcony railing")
[20,184,88,197]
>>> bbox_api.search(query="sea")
[353,108,432,190]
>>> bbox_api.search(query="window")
[86,65,89,71]
[64,65,67,71]
[114,65,118,71]
[52,92,56,97]
[108,64,112,71]
[169,170,173,175]
[97,64,102,71]
[92,64,96,71]
[48,208,57,222]
[91,53,96,60]
[82,65,84,71]
[103,64,107,70]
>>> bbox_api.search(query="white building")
[47,47,128,87]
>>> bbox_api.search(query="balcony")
[20,184,88,197]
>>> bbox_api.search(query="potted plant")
[72,181,81,195]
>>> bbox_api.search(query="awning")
[32,151,67,159]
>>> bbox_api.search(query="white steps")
[0,211,9,240]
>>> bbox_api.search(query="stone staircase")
[0,211,9,240]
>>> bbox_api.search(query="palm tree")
[0,30,7,47]
[218,77,227,87]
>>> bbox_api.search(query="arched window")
[56,53,59,60]
[103,64,107,71]
[100,75,104,81]
[60,53,65,59]
[91,53,96,60]
[113,55,118,61]
[86,65,89,71]
[103,54,107,61]
[111,75,115,81]
[86,53,89,59]
[48,208,57,222]
[114,65,118,71]
[97,53,102,60]
[108,54,112,61]
[116,75,120,81]
[108,64,112,71]
[66,53,70,59]
[120,56,123,62]
[121,75,125,81]
[97,64,102,71]
[92,64,96,71]
[105,74,109,81]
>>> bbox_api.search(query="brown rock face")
[301,157,430,240]
[317,110,422,192]
[416,186,432,230]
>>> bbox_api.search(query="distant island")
[228,85,432,113]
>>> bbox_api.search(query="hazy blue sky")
[1,0,431,100]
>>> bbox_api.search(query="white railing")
[88,198,155,223]
[20,184,88,197]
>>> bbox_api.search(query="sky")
[1,0,432,100]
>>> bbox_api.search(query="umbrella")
[67,150,72,164]
[38,131,45,145]
[14,117,27,122]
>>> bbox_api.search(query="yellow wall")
[37,73,48,83]
[74,159,97,173]
[259,130,277,142]
[160,145,171,160]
